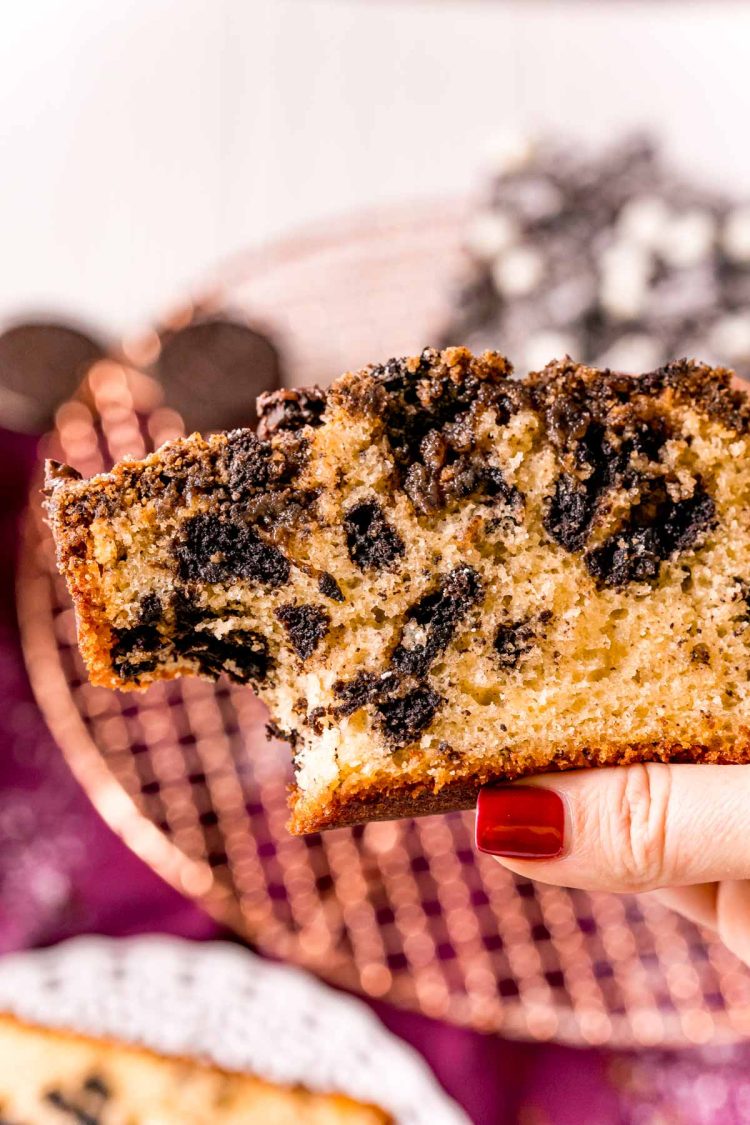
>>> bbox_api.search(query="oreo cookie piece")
[154,316,282,433]
[257,386,327,439]
[0,320,105,433]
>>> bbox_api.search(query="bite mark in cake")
[45,347,750,832]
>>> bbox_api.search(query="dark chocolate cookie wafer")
[154,316,282,433]
[0,321,105,433]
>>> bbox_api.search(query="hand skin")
[477,764,750,967]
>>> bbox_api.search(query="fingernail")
[475,786,565,859]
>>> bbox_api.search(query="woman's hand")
[476,764,750,965]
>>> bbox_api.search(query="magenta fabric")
[2,428,748,1124]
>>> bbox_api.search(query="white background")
[0,0,748,335]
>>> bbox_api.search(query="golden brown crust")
[291,736,750,832]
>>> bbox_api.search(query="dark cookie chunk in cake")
[167,590,271,685]
[331,564,482,728]
[539,370,672,555]
[481,467,524,509]
[641,361,750,436]
[137,592,162,627]
[344,501,404,571]
[370,348,522,461]
[218,431,320,533]
[404,448,524,515]
[390,565,483,678]
[658,481,717,555]
[257,386,327,439]
[359,348,527,514]
[111,581,273,687]
[44,1071,111,1124]
[240,486,320,536]
[174,626,270,685]
[266,719,299,747]
[276,603,330,661]
[376,684,442,747]
[586,479,716,588]
[543,473,597,554]
[220,430,278,496]
[734,577,750,621]
[532,359,750,466]
[110,594,164,680]
[121,429,309,525]
[494,612,552,670]
[537,361,721,584]
[532,363,674,465]
[82,1077,110,1099]
[318,571,345,602]
[332,671,382,717]
[176,513,291,587]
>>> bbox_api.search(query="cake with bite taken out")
[46,346,750,833]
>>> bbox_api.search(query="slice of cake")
[0,1013,390,1123]
[46,347,750,833]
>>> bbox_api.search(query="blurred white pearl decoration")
[723,205,750,263]
[709,313,750,361]
[481,131,535,176]
[658,209,715,268]
[492,246,544,297]
[600,242,652,320]
[523,330,579,371]
[617,195,672,249]
[597,333,664,374]
[465,210,518,260]
[545,275,598,325]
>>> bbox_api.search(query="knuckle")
[602,764,673,891]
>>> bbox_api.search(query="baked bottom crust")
[0,1014,390,1123]
[291,738,750,833]
[45,347,750,833]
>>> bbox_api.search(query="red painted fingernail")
[475,786,565,859]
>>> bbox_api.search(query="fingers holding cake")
[476,764,750,894]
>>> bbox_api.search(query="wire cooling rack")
[18,200,750,1048]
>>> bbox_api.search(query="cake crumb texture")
[46,347,750,832]
[0,1013,391,1123]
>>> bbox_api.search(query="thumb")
[476,763,750,893]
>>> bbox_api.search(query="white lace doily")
[0,935,467,1124]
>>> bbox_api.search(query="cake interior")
[47,350,750,831]
[0,1014,388,1123]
